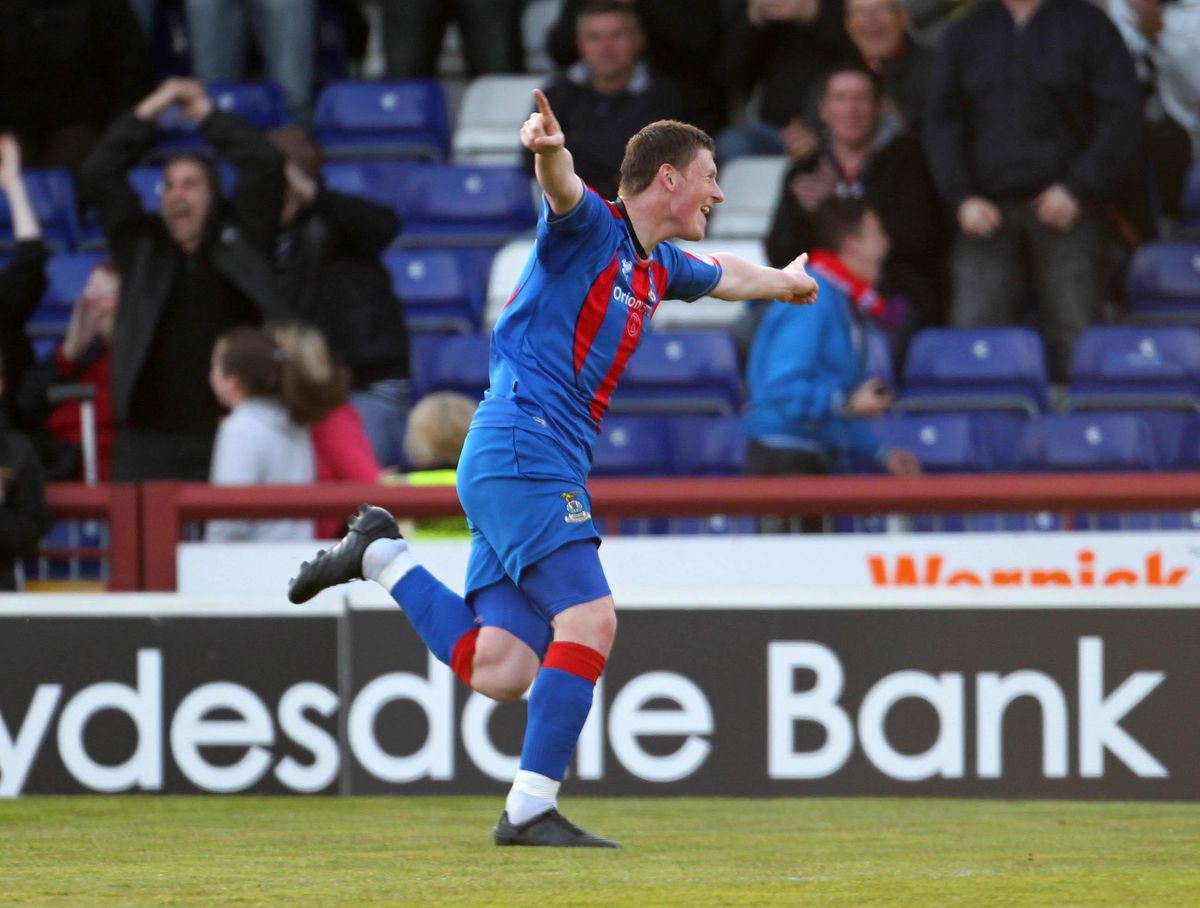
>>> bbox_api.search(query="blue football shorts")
[457,424,611,656]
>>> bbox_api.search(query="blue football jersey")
[471,188,723,476]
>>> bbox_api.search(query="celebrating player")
[288,91,818,847]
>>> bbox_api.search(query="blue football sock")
[389,566,478,666]
[519,642,605,781]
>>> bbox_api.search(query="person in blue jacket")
[744,196,920,532]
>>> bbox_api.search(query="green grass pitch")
[1,797,1197,906]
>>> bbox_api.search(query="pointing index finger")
[533,89,558,132]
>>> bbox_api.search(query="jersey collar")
[613,197,649,261]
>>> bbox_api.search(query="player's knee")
[555,597,617,656]
[472,661,536,702]
[471,632,538,702]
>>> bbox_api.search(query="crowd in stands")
[0,0,1199,572]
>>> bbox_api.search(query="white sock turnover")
[506,770,560,825]
[362,537,416,590]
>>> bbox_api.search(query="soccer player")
[288,91,818,847]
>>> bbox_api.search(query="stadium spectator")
[16,262,119,482]
[1107,0,1198,227]
[766,65,947,335]
[376,0,524,78]
[714,0,856,164]
[747,197,920,532]
[288,92,819,847]
[396,390,477,539]
[268,320,380,539]
[546,0,729,135]
[80,77,287,482]
[525,1,685,201]
[924,0,1143,382]
[185,0,315,124]
[844,0,932,136]
[0,0,152,175]
[0,134,48,428]
[267,126,412,468]
[207,325,328,542]
[0,351,52,591]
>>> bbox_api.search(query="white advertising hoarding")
[178,532,1200,606]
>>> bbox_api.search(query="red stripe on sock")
[450,627,479,686]
[542,641,606,683]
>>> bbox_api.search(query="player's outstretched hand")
[781,252,819,304]
[521,89,565,155]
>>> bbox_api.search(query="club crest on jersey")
[561,491,591,524]
[621,258,633,278]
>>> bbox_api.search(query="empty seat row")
[899,325,1200,411]
[872,410,1200,473]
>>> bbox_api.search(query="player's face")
[819,72,879,147]
[846,0,907,62]
[671,149,724,241]
[577,12,644,86]
[162,160,213,252]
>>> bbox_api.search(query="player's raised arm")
[710,251,818,305]
[521,89,583,216]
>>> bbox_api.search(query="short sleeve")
[657,242,723,302]
[535,185,614,273]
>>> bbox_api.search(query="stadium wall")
[1,588,1196,799]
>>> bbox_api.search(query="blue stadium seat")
[392,164,536,245]
[909,511,1064,533]
[1069,326,1200,404]
[864,324,895,388]
[664,415,746,475]
[383,248,482,333]
[319,160,416,215]
[1125,242,1200,323]
[1015,413,1158,472]
[871,413,990,473]
[409,332,490,401]
[0,169,79,251]
[313,80,449,161]
[898,327,1049,413]
[610,330,741,415]
[591,414,672,476]
[155,81,289,153]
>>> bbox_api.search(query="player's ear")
[660,163,676,191]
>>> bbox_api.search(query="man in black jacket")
[526,0,685,200]
[924,0,1142,382]
[268,126,412,468]
[80,77,288,481]
[0,354,52,591]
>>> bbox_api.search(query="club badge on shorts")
[561,491,591,524]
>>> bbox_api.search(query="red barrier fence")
[45,483,140,591]
[37,473,1200,591]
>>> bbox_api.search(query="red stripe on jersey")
[649,261,668,320]
[589,259,650,424]
[573,252,620,376]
